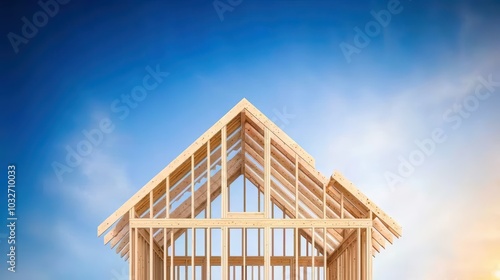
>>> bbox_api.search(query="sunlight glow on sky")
[1,0,500,279]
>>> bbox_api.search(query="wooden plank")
[114,155,241,261]
[104,214,129,245]
[163,227,167,280]
[144,138,239,222]
[206,141,211,219]
[373,217,394,244]
[330,172,402,237]
[137,228,164,261]
[130,218,372,228]
[206,141,211,280]
[222,126,227,218]
[149,192,153,280]
[149,227,154,280]
[109,224,128,249]
[222,227,228,280]
[98,98,317,236]
[366,226,372,280]
[327,229,357,266]
[154,154,241,239]
[340,193,344,219]
[191,155,195,280]
[298,228,332,260]
[129,208,134,280]
[170,228,174,280]
[159,256,329,266]
[357,228,361,280]
[244,123,357,220]
[134,209,139,280]
[156,163,241,247]
[372,228,386,250]
[241,175,247,280]
[264,128,271,280]
[294,228,298,280]
[221,126,228,280]
[323,228,327,280]
[107,134,241,247]
[98,99,248,236]
[243,142,344,244]
[243,162,339,252]
[312,227,315,280]
[242,107,314,166]
[294,154,298,218]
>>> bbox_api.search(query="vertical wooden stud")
[149,192,154,280]
[323,227,327,280]
[129,208,135,280]
[206,140,211,280]
[191,155,195,280]
[294,154,299,218]
[340,193,344,219]
[366,227,372,279]
[221,126,228,280]
[263,128,271,280]
[312,227,315,280]
[357,228,361,280]
[163,226,167,280]
[295,228,298,280]
[170,228,174,280]
[243,176,247,280]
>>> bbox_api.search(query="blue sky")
[1,0,500,279]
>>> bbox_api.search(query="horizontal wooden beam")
[98,98,315,236]
[162,256,325,266]
[226,212,265,219]
[98,100,248,236]
[130,218,372,229]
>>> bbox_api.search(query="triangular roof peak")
[98,98,401,258]
[98,98,315,236]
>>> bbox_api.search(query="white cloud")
[46,148,135,221]
[36,133,136,279]
[292,51,500,279]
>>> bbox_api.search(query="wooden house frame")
[97,98,402,280]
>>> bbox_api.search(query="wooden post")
[366,214,372,280]
[357,228,361,280]
[243,176,247,280]
[303,239,307,279]
[170,227,174,280]
[323,227,327,280]
[312,227,315,280]
[191,155,195,280]
[149,192,154,280]
[271,207,274,280]
[164,176,169,280]
[264,128,271,280]
[221,126,228,280]
[294,154,299,218]
[163,227,167,280]
[294,153,299,280]
[340,193,344,219]
[206,139,211,280]
[282,211,285,280]
[134,207,139,280]
[130,208,135,280]
[295,227,298,280]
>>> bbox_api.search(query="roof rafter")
[98,98,402,261]
[98,98,315,237]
